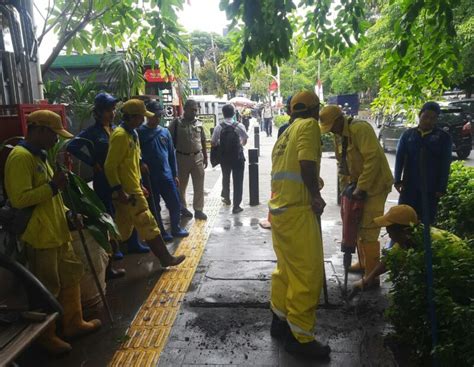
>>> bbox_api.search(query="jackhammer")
[340,183,365,293]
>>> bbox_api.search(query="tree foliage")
[37,0,187,75]
[220,0,469,111]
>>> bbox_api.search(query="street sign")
[189,79,200,90]
[197,113,216,138]
[144,69,175,82]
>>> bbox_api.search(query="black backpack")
[219,124,241,164]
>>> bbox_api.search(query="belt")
[177,150,201,156]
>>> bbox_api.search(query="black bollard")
[248,148,259,206]
[254,126,260,156]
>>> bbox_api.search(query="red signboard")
[268,80,279,92]
[144,69,175,83]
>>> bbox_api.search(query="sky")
[33,0,229,62]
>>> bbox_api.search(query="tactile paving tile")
[109,185,222,367]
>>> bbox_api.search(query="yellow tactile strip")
[109,192,221,367]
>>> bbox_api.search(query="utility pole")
[188,52,193,95]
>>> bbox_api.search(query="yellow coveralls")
[104,126,161,241]
[4,145,83,296]
[335,118,393,276]
[269,117,323,343]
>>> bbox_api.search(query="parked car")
[447,99,474,118]
[378,107,472,159]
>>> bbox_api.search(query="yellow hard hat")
[27,110,73,139]
[290,91,320,113]
[319,105,344,134]
[373,205,419,227]
[122,99,154,117]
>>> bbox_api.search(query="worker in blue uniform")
[137,101,189,241]
[67,93,150,260]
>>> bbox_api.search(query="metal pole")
[63,180,114,324]
[254,126,260,156]
[420,147,439,367]
[317,215,329,305]
[248,148,259,206]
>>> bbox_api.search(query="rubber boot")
[36,322,72,355]
[146,235,186,267]
[59,285,102,339]
[270,312,290,339]
[127,229,150,254]
[348,243,366,273]
[284,332,331,358]
[171,227,189,238]
[362,241,381,288]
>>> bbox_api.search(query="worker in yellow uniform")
[4,110,101,354]
[319,105,393,286]
[352,204,463,291]
[104,99,185,267]
[269,91,330,358]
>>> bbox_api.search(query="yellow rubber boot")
[59,285,102,339]
[362,241,381,287]
[36,322,72,355]
[348,243,365,273]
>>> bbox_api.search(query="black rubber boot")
[284,331,331,358]
[270,312,290,339]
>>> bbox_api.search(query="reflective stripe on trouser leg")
[271,206,324,343]
[271,244,289,320]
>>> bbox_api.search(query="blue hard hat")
[94,92,118,110]
[145,100,164,115]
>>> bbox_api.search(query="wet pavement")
[15,118,472,366]
[159,121,400,367]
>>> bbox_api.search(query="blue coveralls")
[394,127,452,224]
[67,122,143,245]
[137,124,182,233]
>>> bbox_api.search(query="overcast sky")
[33,0,229,62]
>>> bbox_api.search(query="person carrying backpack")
[211,104,248,213]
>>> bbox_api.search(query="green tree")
[220,0,463,111]
[37,0,187,76]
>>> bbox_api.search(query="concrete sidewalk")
[159,121,398,367]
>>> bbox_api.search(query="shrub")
[436,161,474,242]
[274,114,290,127]
[385,226,474,366]
[321,133,334,152]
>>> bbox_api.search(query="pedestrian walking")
[4,110,101,354]
[168,99,208,220]
[104,99,185,267]
[319,105,393,287]
[394,101,451,224]
[269,91,330,358]
[211,104,248,213]
[137,101,189,242]
[262,103,273,137]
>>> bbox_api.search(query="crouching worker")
[4,110,101,354]
[104,99,185,267]
[352,204,461,291]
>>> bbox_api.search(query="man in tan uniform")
[169,99,208,220]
